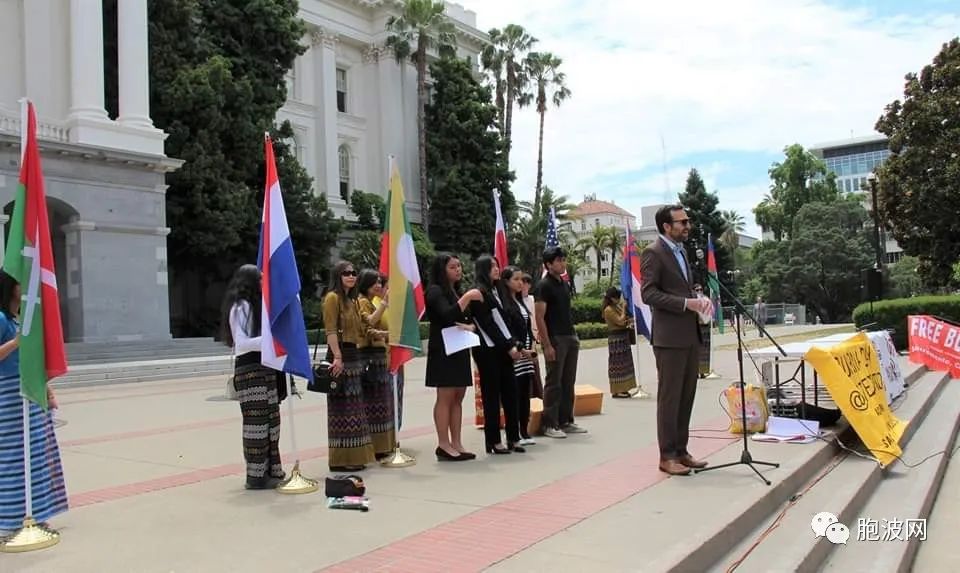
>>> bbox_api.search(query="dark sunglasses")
[341,270,357,277]
[672,218,691,227]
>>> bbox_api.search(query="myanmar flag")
[3,101,68,409]
[379,157,425,373]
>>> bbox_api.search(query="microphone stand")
[694,279,787,485]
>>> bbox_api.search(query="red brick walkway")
[319,417,737,573]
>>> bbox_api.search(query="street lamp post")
[866,172,883,270]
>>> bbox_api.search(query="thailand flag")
[620,224,652,341]
[493,190,508,269]
[257,134,313,381]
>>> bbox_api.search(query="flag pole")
[0,98,60,553]
[275,374,318,494]
[380,152,415,469]
[381,368,415,467]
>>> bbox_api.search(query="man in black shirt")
[534,247,586,438]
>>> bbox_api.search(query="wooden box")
[574,384,603,416]
[528,398,543,436]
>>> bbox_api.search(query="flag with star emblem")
[3,101,68,409]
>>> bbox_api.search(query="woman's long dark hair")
[474,255,498,296]
[0,271,19,320]
[499,266,525,304]
[602,286,622,312]
[220,264,261,347]
[357,269,381,299]
[329,260,358,301]
[430,252,461,293]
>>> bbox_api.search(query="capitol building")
[0,0,486,342]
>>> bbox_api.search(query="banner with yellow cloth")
[804,333,908,467]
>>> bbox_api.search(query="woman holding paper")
[425,253,483,461]
[470,256,525,455]
[357,269,397,459]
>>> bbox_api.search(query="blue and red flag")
[257,134,313,381]
[620,224,652,341]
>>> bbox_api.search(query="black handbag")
[325,474,365,498]
[308,297,342,394]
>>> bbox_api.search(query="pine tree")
[678,169,731,287]
[426,56,514,257]
[145,0,340,334]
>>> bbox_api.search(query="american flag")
[543,207,570,282]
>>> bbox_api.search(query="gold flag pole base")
[0,517,60,553]
[275,461,319,495]
[380,446,416,468]
[705,372,723,379]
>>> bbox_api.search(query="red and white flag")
[493,190,508,269]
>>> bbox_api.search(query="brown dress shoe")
[679,454,708,469]
[659,459,692,476]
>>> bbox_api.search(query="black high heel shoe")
[508,443,526,453]
[436,447,469,462]
[486,444,512,455]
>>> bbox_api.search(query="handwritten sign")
[908,315,960,378]
[805,333,907,467]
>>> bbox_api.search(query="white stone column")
[312,28,342,208]
[68,0,109,122]
[117,0,154,128]
[378,49,405,198]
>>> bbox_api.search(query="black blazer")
[425,284,468,354]
[469,287,518,351]
[498,291,533,348]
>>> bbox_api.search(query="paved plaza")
[9,324,951,573]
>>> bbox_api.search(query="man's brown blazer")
[640,237,701,348]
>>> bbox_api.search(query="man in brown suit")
[641,205,714,476]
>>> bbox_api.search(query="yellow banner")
[804,333,907,467]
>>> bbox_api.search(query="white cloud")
[454,0,959,237]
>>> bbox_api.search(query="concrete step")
[910,404,960,571]
[64,338,229,364]
[820,379,960,573]
[706,368,950,573]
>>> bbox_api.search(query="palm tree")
[524,52,571,213]
[607,227,624,286]
[385,0,455,234]
[513,186,576,275]
[482,25,535,195]
[577,226,613,284]
[480,30,506,132]
[720,210,746,254]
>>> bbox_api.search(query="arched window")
[338,145,350,202]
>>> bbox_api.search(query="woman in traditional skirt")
[324,260,378,472]
[221,264,286,490]
[602,287,640,398]
[0,271,68,532]
[373,273,403,430]
[357,269,395,460]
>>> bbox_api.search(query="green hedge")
[852,295,960,349]
[572,297,604,324]
[575,322,608,340]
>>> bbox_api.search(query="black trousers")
[515,373,532,439]
[653,345,700,460]
[472,346,520,447]
[542,335,580,429]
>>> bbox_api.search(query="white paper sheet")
[441,326,480,356]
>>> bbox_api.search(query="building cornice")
[0,133,183,173]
